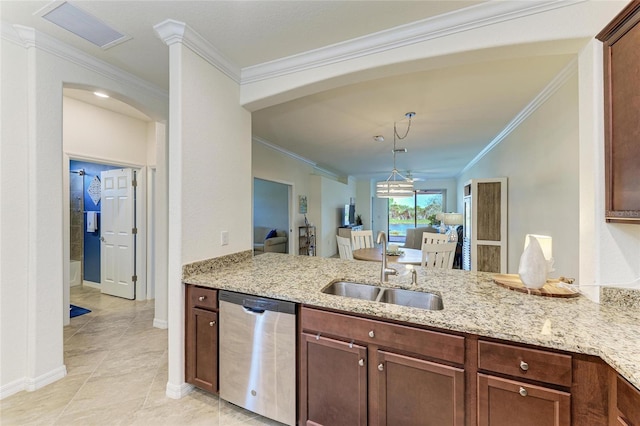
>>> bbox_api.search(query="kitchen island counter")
[184,252,639,391]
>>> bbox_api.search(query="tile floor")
[1,286,281,425]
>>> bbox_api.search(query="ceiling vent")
[39,1,131,49]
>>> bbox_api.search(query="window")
[388,190,446,243]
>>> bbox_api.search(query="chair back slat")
[421,242,456,269]
[336,235,354,260]
[421,232,450,248]
[351,230,374,250]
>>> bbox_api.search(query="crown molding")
[2,23,168,102]
[241,0,584,83]
[252,136,341,179]
[154,19,240,83]
[459,57,578,176]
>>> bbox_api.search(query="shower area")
[69,168,84,287]
[69,160,121,287]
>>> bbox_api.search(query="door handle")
[100,236,105,242]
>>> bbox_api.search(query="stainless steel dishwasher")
[218,291,296,426]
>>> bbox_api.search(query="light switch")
[221,231,229,246]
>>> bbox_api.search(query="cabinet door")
[617,374,640,426]
[301,333,367,426]
[186,307,218,393]
[478,374,570,426]
[376,350,464,426]
[597,1,640,223]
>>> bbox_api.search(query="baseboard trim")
[153,318,168,329]
[0,378,26,400]
[83,280,100,289]
[25,365,67,392]
[166,381,193,399]
[1,365,67,399]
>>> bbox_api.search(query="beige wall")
[253,140,314,253]
[165,42,252,396]
[0,37,29,394]
[458,71,579,279]
[253,140,357,257]
[311,175,357,257]
[180,49,252,264]
[63,97,150,165]
[1,28,168,397]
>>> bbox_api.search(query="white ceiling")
[2,1,589,181]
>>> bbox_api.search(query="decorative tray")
[492,274,579,298]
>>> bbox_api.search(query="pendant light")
[376,112,416,198]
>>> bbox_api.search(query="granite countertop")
[184,252,640,390]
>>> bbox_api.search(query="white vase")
[518,235,548,289]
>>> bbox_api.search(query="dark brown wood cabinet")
[299,306,465,426]
[597,0,640,224]
[301,333,368,426]
[182,285,638,425]
[377,350,464,426]
[611,372,640,426]
[478,339,572,426]
[185,285,218,393]
[478,374,570,426]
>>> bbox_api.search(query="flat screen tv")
[343,204,356,227]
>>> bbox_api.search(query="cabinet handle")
[209,321,216,326]
[520,360,529,371]
[198,296,206,302]
[358,359,365,367]
[519,387,528,397]
[378,363,384,372]
[368,330,375,338]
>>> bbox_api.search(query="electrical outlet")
[221,231,229,246]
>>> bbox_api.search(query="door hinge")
[132,275,138,282]
[132,179,137,187]
[132,227,138,234]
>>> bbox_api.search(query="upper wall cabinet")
[597,0,640,224]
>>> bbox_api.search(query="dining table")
[352,247,422,265]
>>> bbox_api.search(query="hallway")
[1,286,278,425]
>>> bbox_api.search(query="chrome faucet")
[376,231,397,282]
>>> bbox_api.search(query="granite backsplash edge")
[600,286,640,309]
[182,250,253,280]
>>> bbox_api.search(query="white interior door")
[101,168,136,300]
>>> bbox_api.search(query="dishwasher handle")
[243,305,265,314]
[219,290,296,315]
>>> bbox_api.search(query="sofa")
[402,226,440,249]
[253,227,288,254]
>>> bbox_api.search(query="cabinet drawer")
[617,375,640,426]
[188,286,217,310]
[477,373,571,426]
[301,307,464,364]
[478,340,572,387]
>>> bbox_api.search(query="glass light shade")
[375,179,414,198]
[524,234,552,260]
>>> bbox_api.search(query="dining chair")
[351,230,374,250]
[421,242,457,269]
[336,235,354,260]
[421,232,450,247]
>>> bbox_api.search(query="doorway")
[253,178,292,255]
[69,160,120,290]
[63,88,156,327]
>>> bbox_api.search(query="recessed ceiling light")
[38,1,131,49]
[94,92,109,98]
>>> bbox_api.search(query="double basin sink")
[322,280,443,311]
